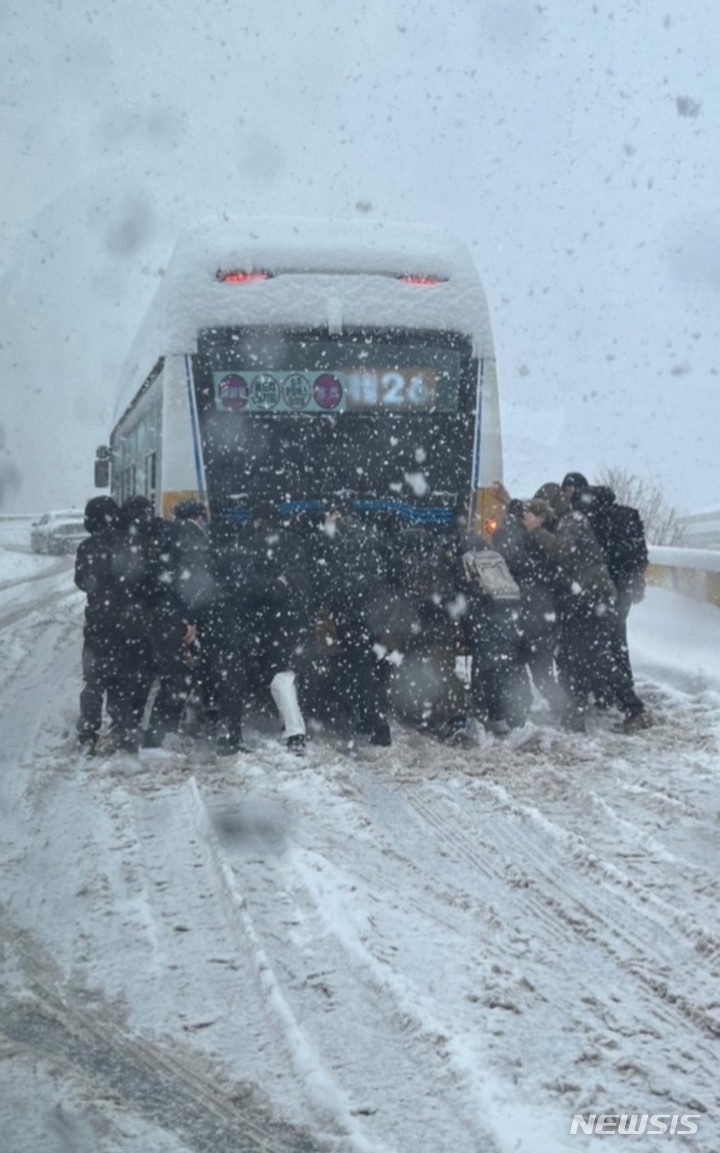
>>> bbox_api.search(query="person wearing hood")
[309,502,397,746]
[560,474,652,731]
[203,502,312,755]
[493,495,567,720]
[454,521,532,738]
[520,481,618,732]
[558,472,590,510]
[127,499,215,751]
[105,495,161,751]
[384,522,472,743]
[74,496,124,752]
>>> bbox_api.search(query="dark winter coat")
[75,527,127,643]
[314,515,396,638]
[580,486,648,600]
[209,519,314,673]
[529,509,617,614]
[382,525,464,652]
[128,516,215,628]
[494,511,558,645]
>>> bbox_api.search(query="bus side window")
[120,465,136,504]
[145,452,157,505]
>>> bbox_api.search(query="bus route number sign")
[215,372,345,413]
[214,367,447,413]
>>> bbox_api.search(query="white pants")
[270,670,306,739]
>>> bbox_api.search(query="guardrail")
[647,546,720,608]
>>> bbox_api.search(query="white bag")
[462,550,520,601]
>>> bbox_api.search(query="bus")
[95,215,503,536]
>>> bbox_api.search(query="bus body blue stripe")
[223,500,454,525]
[355,500,454,524]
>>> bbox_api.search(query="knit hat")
[590,485,616,509]
[84,496,120,533]
[533,482,571,519]
[534,482,562,509]
[120,494,153,525]
[560,472,589,492]
[523,498,552,521]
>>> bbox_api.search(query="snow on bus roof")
[113,215,494,423]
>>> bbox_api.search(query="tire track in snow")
[0,881,329,1153]
[476,780,720,1036]
[345,766,719,1122]
[189,776,504,1153]
[207,752,575,1153]
[0,553,70,593]
[0,564,78,632]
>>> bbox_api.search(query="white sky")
[1,0,719,513]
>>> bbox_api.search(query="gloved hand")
[630,574,646,604]
[491,480,511,507]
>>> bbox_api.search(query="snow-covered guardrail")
[647,545,720,608]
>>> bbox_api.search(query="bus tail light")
[398,275,445,286]
[217,271,271,284]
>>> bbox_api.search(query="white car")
[30,509,88,555]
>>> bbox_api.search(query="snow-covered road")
[1,520,718,1153]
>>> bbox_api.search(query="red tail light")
[217,271,270,284]
[398,275,445,286]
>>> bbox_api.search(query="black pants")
[78,632,120,742]
[198,621,248,744]
[112,630,155,744]
[517,629,568,717]
[325,614,391,735]
[556,600,617,714]
[200,603,307,743]
[467,606,531,728]
[144,616,194,747]
[606,589,644,718]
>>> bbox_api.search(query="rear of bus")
[101,218,503,537]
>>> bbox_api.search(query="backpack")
[462,549,521,601]
[592,502,648,584]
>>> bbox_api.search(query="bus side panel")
[110,366,163,510]
[470,357,505,539]
[160,355,207,517]
[475,357,503,486]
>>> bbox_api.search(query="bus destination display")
[213,363,459,414]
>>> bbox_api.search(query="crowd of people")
[489,472,652,735]
[73,469,653,758]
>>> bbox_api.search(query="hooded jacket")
[525,485,617,612]
[74,498,124,638]
[581,486,648,595]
